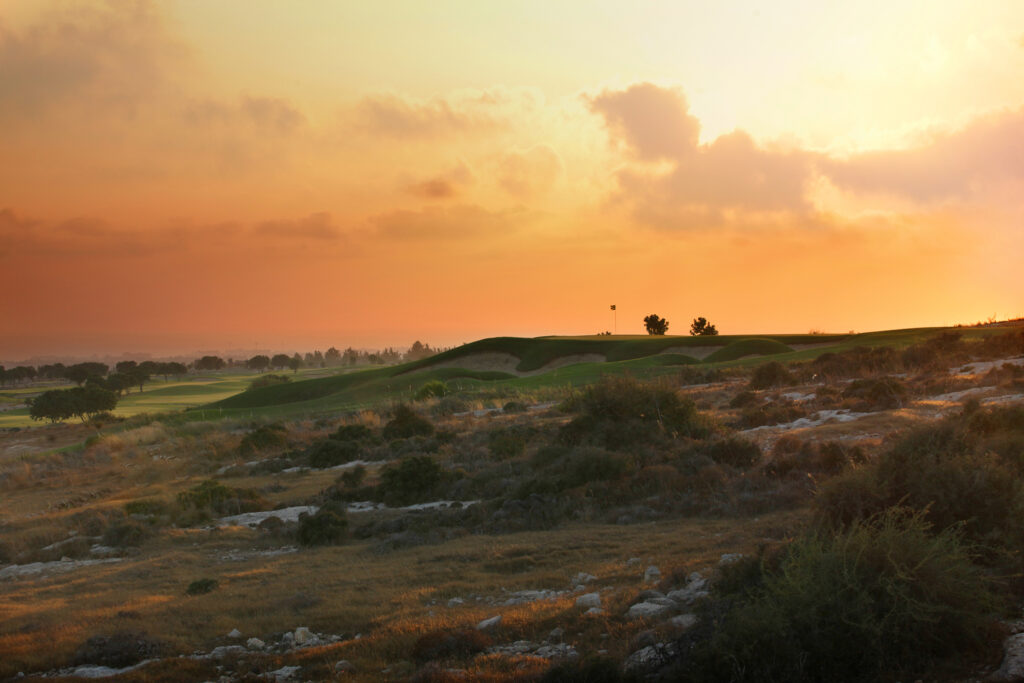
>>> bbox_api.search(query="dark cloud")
[822,109,1024,201]
[407,179,458,199]
[184,96,306,134]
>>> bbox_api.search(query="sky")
[2,0,1023,359]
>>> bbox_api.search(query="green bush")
[246,374,291,391]
[560,448,629,489]
[185,578,218,595]
[679,509,998,683]
[842,376,907,409]
[332,424,373,441]
[487,426,531,459]
[383,404,435,440]
[102,520,152,547]
[175,480,268,520]
[412,628,492,662]
[297,503,348,546]
[238,423,288,456]
[377,456,443,505]
[704,437,762,469]
[306,439,360,468]
[340,464,367,489]
[748,361,793,389]
[414,380,448,401]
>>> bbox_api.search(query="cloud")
[369,205,520,241]
[588,83,701,161]
[254,212,340,240]
[589,83,814,227]
[497,145,563,197]
[0,0,181,123]
[405,160,475,200]
[821,108,1024,202]
[355,93,504,139]
[184,96,306,135]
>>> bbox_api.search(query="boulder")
[993,633,1024,681]
[573,572,596,586]
[626,601,672,620]
[227,629,242,639]
[476,615,502,631]
[623,643,677,675]
[246,637,265,650]
[575,592,601,609]
[585,607,604,616]
[293,627,312,645]
[670,614,698,630]
[334,660,356,674]
[644,565,661,583]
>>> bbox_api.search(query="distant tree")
[126,367,149,392]
[138,360,160,377]
[105,373,129,396]
[247,355,271,372]
[643,314,669,335]
[115,360,137,375]
[289,353,302,373]
[159,362,188,380]
[313,350,325,367]
[690,317,719,336]
[405,341,436,362]
[270,353,291,370]
[194,355,226,371]
[343,347,359,366]
[64,362,109,385]
[37,363,66,380]
[325,347,342,365]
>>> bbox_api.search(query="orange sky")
[2,1,1023,359]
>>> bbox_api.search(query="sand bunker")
[658,346,721,360]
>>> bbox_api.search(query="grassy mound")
[703,338,794,363]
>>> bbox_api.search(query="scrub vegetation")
[1,324,1023,681]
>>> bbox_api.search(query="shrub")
[412,628,492,662]
[842,376,907,410]
[238,423,288,456]
[704,437,762,469]
[377,456,443,505]
[728,391,759,409]
[73,631,167,667]
[102,520,152,547]
[383,404,435,440]
[332,424,373,441]
[297,503,348,546]
[488,426,531,459]
[246,374,291,391]
[175,480,268,518]
[306,439,360,468]
[735,401,807,429]
[414,380,448,401]
[340,464,367,489]
[677,509,998,683]
[560,447,629,489]
[748,361,792,389]
[561,376,710,447]
[185,578,218,595]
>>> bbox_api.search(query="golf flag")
[610,305,616,310]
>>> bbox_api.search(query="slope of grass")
[703,338,795,363]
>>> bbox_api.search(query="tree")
[325,347,342,365]
[247,355,271,372]
[643,314,669,335]
[288,353,303,373]
[159,362,187,380]
[194,355,225,371]
[64,362,108,385]
[126,367,149,392]
[115,360,137,375]
[690,317,719,336]
[29,386,118,423]
[270,353,291,370]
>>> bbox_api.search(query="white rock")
[627,557,642,566]
[995,633,1024,681]
[719,553,744,566]
[644,565,661,583]
[335,660,356,674]
[548,627,564,642]
[573,572,596,585]
[533,643,578,659]
[246,637,265,649]
[585,607,604,616]
[227,628,242,639]
[575,592,601,609]
[476,615,502,631]
[268,665,301,681]
[626,601,672,619]
[447,597,464,607]
[670,614,698,630]
[293,626,312,644]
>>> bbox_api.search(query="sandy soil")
[658,346,722,360]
